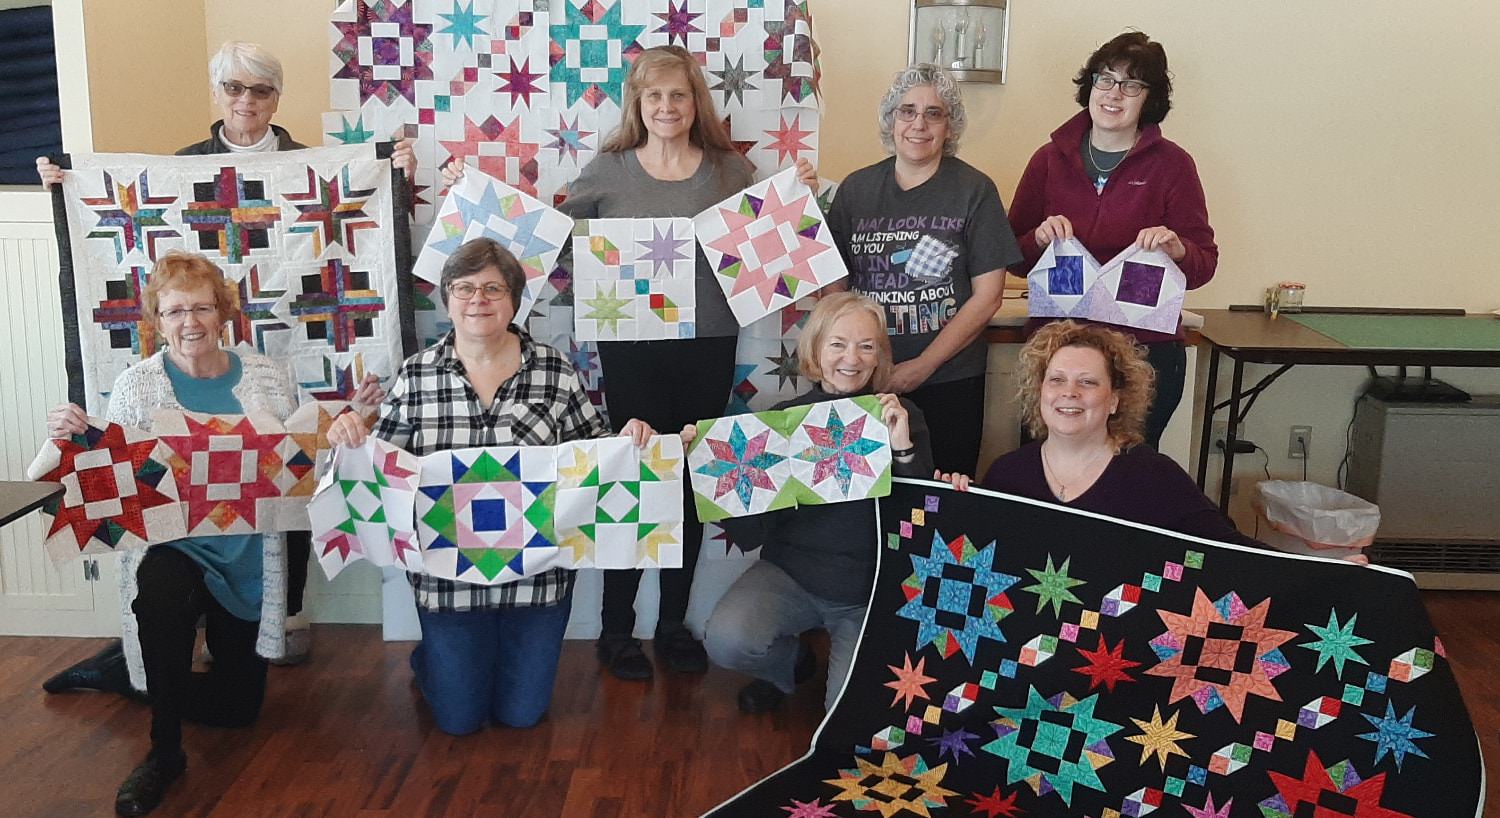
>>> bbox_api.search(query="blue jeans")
[411,594,573,735]
[704,561,867,712]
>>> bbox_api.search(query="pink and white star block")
[693,166,846,326]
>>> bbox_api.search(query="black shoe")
[115,752,186,817]
[737,679,787,714]
[596,636,653,681]
[42,640,126,694]
[654,624,708,674]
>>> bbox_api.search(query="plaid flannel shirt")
[374,328,610,612]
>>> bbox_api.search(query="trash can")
[1253,480,1381,564]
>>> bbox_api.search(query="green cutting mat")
[1288,313,1500,350]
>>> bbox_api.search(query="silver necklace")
[1086,130,1135,175]
[1040,442,1112,502]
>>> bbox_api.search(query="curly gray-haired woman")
[826,63,1022,475]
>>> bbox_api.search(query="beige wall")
[83,0,207,153]
[202,1,335,145]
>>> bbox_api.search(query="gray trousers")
[704,560,867,711]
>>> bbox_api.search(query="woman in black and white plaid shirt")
[328,238,657,735]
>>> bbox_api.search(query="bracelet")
[891,446,916,458]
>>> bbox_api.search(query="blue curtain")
[0,5,62,185]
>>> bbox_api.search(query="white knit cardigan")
[107,349,298,691]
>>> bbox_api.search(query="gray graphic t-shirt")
[828,156,1022,385]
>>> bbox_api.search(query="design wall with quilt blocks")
[708,481,1485,818]
[572,217,697,341]
[325,0,825,426]
[58,146,405,413]
[326,0,821,226]
[687,396,891,521]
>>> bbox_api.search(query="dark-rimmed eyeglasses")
[447,282,510,301]
[220,80,278,100]
[894,105,948,124]
[158,304,219,323]
[1091,73,1149,97]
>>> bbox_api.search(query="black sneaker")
[736,679,787,714]
[115,752,186,817]
[654,624,708,674]
[596,635,653,681]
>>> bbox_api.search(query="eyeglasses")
[158,304,219,323]
[1091,73,1149,97]
[894,105,949,124]
[220,80,278,100]
[448,281,510,301]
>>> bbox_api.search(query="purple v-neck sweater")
[980,442,1260,548]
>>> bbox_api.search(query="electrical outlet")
[1212,420,1229,452]
[1288,425,1312,459]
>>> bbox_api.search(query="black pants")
[596,336,738,637]
[285,531,310,616]
[903,374,986,476]
[1142,341,1187,451]
[133,547,267,757]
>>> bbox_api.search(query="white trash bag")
[1254,480,1380,563]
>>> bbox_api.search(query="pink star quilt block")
[571,217,697,341]
[26,418,186,562]
[693,167,847,326]
[307,436,422,579]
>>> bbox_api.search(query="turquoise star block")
[982,686,1122,806]
[326,114,375,144]
[1301,608,1374,679]
[549,0,645,107]
[438,0,487,48]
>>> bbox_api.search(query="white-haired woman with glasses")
[826,63,1022,477]
[1009,31,1218,450]
[36,40,416,176]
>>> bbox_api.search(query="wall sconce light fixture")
[908,0,1009,84]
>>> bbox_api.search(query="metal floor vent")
[1369,541,1500,574]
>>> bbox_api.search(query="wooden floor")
[2,592,1496,817]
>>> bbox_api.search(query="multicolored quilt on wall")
[56,145,412,413]
[708,481,1485,817]
[325,0,826,418]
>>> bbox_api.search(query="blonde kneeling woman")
[688,293,935,714]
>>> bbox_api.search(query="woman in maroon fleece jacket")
[1009,32,1216,449]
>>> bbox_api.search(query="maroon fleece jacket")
[1010,109,1217,343]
